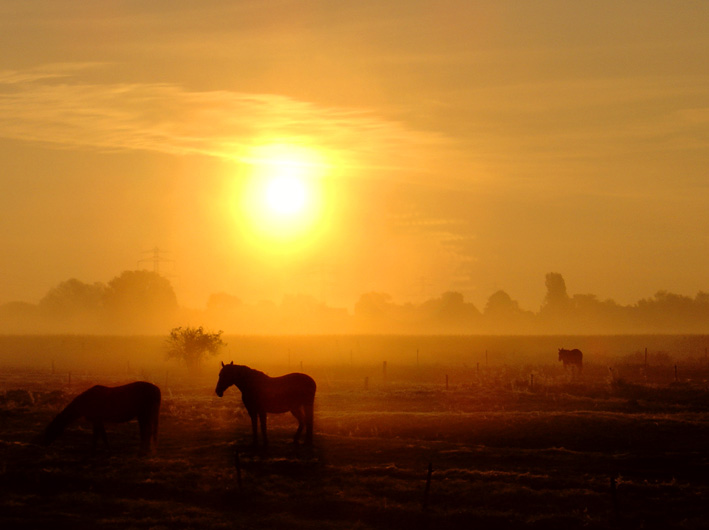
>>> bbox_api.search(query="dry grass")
[2,335,709,529]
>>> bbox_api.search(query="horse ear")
[230,361,234,365]
[221,361,225,368]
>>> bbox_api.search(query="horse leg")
[151,412,159,452]
[250,412,259,448]
[92,422,108,452]
[291,406,305,445]
[304,402,314,446]
[259,411,268,448]
[148,398,160,453]
[138,414,151,454]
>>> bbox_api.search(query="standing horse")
[40,381,161,453]
[215,361,316,447]
[558,348,583,372]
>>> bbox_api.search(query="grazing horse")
[215,361,316,447]
[40,381,161,453]
[558,348,583,372]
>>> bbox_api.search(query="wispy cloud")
[0,65,449,175]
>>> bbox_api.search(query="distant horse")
[215,361,316,447]
[40,381,161,453]
[558,348,583,372]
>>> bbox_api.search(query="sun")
[236,143,330,250]
[265,174,308,216]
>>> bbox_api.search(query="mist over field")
[1,333,708,373]
[2,270,709,336]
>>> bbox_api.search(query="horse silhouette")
[40,381,161,453]
[558,348,583,372]
[215,361,316,447]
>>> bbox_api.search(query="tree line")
[1,271,708,334]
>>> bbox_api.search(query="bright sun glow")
[236,143,331,251]
[265,175,308,216]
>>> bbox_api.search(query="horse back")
[249,372,316,414]
[80,382,160,423]
[561,348,583,364]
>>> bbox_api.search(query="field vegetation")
[1,335,708,529]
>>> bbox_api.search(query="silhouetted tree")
[166,326,225,369]
[570,293,626,333]
[483,290,534,332]
[280,294,350,333]
[543,273,570,308]
[539,272,573,329]
[206,292,242,313]
[38,278,106,331]
[420,291,480,331]
[354,292,394,319]
[633,290,709,332]
[484,290,519,316]
[204,292,242,330]
[354,292,401,332]
[103,270,178,333]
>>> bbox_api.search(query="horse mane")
[234,365,269,393]
[223,363,268,381]
[243,366,268,379]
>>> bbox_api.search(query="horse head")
[39,409,70,445]
[215,361,235,397]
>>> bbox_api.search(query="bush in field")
[166,326,225,369]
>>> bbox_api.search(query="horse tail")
[150,386,161,450]
[305,378,316,443]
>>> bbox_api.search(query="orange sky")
[1,1,707,312]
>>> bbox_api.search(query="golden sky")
[1,1,707,311]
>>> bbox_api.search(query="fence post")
[610,473,619,521]
[644,348,648,370]
[422,462,433,511]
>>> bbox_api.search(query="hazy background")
[1,1,708,325]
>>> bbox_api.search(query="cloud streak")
[0,65,449,176]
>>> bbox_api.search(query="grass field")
[1,335,709,529]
